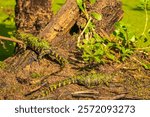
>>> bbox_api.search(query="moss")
[30,72,42,78]
[0,61,7,69]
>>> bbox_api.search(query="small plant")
[135,0,150,52]
[77,0,105,63]
[135,34,150,52]
[76,0,136,64]
[113,23,136,61]
[140,0,150,36]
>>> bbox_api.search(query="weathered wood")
[95,0,123,35]
[5,50,37,72]
[15,0,53,35]
[39,0,80,43]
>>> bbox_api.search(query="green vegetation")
[121,0,150,36]
[76,0,136,64]
[0,0,16,60]
[0,0,149,66]
[51,0,66,14]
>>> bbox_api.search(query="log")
[39,0,80,43]
[5,0,123,72]
[15,0,80,43]
[5,0,80,72]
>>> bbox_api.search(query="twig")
[98,94,126,100]
[72,90,99,98]
[141,0,149,36]
[35,95,55,100]
[24,82,47,96]
[132,57,143,65]
[77,17,92,46]
[0,35,24,44]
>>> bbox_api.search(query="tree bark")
[39,0,79,43]
[15,0,53,35]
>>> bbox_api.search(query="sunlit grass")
[0,0,16,60]
[121,0,150,36]
[51,0,66,14]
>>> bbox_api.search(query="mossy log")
[5,0,123,72]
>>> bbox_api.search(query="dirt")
[0,35,150,100]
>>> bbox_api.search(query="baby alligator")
[15,32,67,66]
[27,73,113,99]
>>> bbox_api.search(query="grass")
[0,0,149,61]
[121,0,150,36]
[51,0,66,14]
[0,0,16,60]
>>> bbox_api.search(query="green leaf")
[143,64,150,70]
[89,0,96,4]
[90,38,96,44]
[51,0,66,14]
[106,53,115,61]
[94,56,101,63]
[84,28,89,34]
[88,21,95,29]
[76,0,82,7]
[130,35,136,42]
[83,39,89,44]
[91,12,102,21]
[76,0,84,11]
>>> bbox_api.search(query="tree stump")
[5,0,123,72]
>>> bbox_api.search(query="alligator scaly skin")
[16,32,67,66]
[29,73,112,99]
